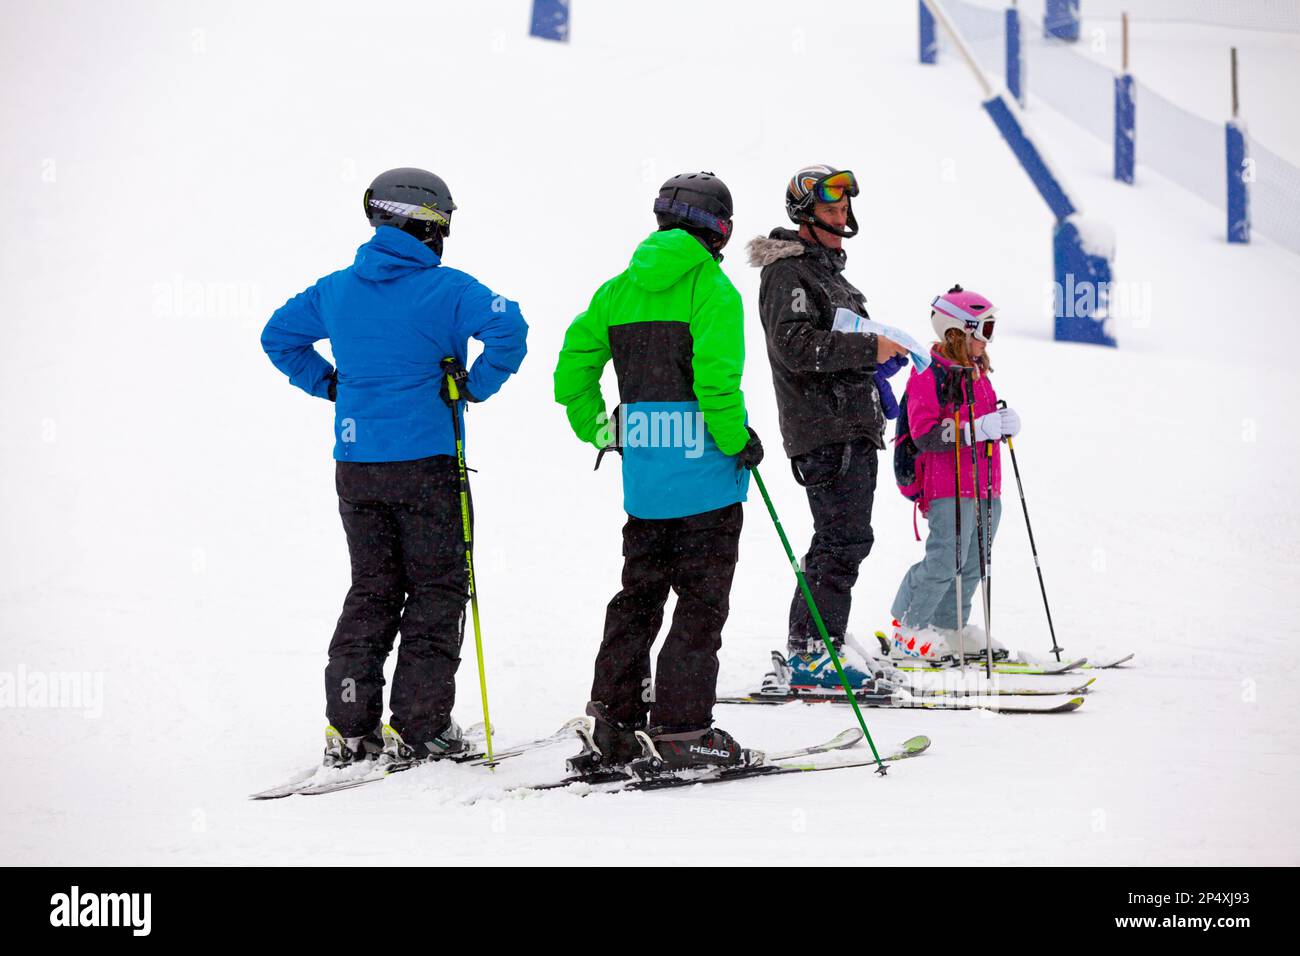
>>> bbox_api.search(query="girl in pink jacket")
[888,287,1022,665]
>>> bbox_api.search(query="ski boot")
[379,719,468,768]
[322,724,383,769]
[630,725,760,776]
[565,702,643,776]
[779,644,900,703]
[955,624,1010,662]
[885,619,959,666]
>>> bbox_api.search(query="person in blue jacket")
[260,167,527,768]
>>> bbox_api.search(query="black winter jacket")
[748,228,884,458]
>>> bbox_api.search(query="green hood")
[626,229,713,292]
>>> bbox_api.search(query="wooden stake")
[1122,13,1129,72]
[1231,46,1239,118]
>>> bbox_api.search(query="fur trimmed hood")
[746,231,806,268]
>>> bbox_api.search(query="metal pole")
[751,467,889,774]
[441,358,494,763]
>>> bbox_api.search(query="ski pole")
[441,357,494,763]
[983,426,995,676]
[963,370,993,679]
[998,399,1063,662]
[750,466,889,776]
[953,405,965,670]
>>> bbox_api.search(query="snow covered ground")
[2,0,1298,865]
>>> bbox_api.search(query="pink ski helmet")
[931,284,997,342]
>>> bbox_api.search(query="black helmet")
[785,164,859,240]
[654,171,734,258]
[363,167,457,250]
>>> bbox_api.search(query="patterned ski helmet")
[785,164,860,238]
[931,285,997,342]
[363,168,456,247]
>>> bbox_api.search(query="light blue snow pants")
[891,496,1002,630]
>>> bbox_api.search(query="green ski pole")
[750,466,889,776]
[441,358,494,764]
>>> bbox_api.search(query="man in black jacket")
[747,164,907,692]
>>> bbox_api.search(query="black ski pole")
[998,399,1063,662]
[963,368,993,679]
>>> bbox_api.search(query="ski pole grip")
[996,398,1013,447]
[440,356,462,402]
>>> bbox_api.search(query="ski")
[768,726,863,761]
[872,630,1088,675]
[469,717,590,767]
[1079,653,1135,669]
[251,721,493,800]
[510,734,932,796]
[717,693,1086,715]
[759,676,1094,701]
[296,747,487,796]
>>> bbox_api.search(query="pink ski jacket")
[905,348,1002,514]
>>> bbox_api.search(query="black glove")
[327,369,338,402]
[439,359,477,407]
[736,426,764,470]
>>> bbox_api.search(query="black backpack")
[894,362,962,501]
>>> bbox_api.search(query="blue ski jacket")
[261,226,528,461]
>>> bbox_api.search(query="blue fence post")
[1053,218,1118,347]
[1044,0,1080,41]
[982,95,1076,220]
[1006,5,1023,105]
[1114,74,1135,183]
[1226,120,1251,243]
[920,1,937,64]
[529,0,570,42]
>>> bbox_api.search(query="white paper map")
[832,308,931,371]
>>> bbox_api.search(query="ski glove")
[327,370,338,403]
[964,411,1004,443]
[439,361,478,407]
[874,372,900,420]
[873,354,908,420]
[998,406,1022,438]
[735,426,765,470]
[877,354,909,379]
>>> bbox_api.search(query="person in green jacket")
[554,172,764,775]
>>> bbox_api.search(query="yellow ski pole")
[441,357,493,763]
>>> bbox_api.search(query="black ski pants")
[325,455,468,743]
[787,438,878,652]
[592,503,743,733]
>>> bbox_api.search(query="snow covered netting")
[1083,0,1300,32]
[939,0,1300,252]
[1133,78,1223,205]
[1020,19,1115,143]
[939,0,1005,79]
[1253,137,1300,254]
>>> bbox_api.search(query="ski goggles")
[932,295,997,341]
[368,196,453,228]
[653,197,733,238]
[812,169,859,203]
[970,318,996,342]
